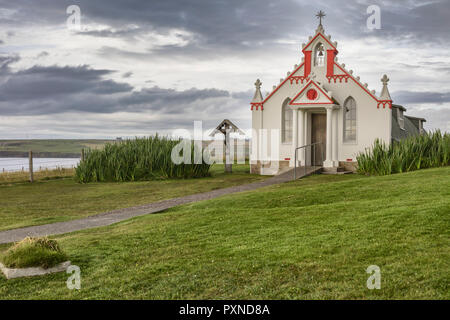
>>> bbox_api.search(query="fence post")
[81,148,85,162]
[29,150,34,183]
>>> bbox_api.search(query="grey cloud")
[118,87,232,114]
[2,0,448,59]
[0,54,20,74]
[122,71,133,78]
[37,51,49,58]
[392,91,450,105]
[0,65,132,102]
[0,64,133,114]
[405,107,450,132]
[76,27,143,39]
[0,63,248,120]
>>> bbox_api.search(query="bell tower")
[301,11,338,79]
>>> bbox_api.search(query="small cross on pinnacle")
[316,10,326,26]
[381,74,389,85]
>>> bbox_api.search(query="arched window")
[314,42,325,66]
[282,98,292,143]
[344,97,357,142]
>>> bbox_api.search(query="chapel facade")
[250,14,426,175]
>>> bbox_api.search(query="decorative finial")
[252,79,263,103]
[316,10,326,26]
[255,79,262,89]
[380,74,391,100]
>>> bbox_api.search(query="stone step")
[322,166,347,173]
[322,170,353,175]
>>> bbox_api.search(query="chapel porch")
[290,104,340,169]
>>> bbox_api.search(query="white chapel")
[250,12,426,175]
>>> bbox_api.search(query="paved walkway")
[0,167,320,244]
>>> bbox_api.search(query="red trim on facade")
[307,89,318,100]
[261,63,305,105]
[377,101,392,109]
[326,49,336,77]
[334,63,378,101]
[250,102,263,111]
[291,102,334,105]
[304,52,312,77]
[284,158,291,161]
[289,80,334,105]
[302,32,338,53]
[334,62,393,109]
[289,76,307,84]
[326,74,350,83]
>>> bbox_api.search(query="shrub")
[75,135,212,183]
[1,237,68,269]
[357,130,450,175]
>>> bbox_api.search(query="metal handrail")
[294,142,324,180]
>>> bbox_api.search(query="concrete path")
[0,167,320,244]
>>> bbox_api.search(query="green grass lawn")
[0,167,448,299]
[0,164,266,231]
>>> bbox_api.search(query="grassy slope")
[0,168,75,184]
[0,165,266,231]
[0,139,109,154]
[0,167,448,299]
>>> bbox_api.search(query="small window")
[314,42,325,66]
[344,97,357,142]
[282,98,292,143]
[419,120,424,134]
[397,108,405,130]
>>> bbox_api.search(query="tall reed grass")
[357,130,450,175]
[75,136,211,183]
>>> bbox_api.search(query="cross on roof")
[316,10,326,26]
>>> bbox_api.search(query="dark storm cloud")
[0,63,133,114]
[0,62,248,118]
[392,91,450,105]
[117,86,238,116]
[0,65,132,102]
[2,0,448,56]
[0,54,20,74]
[120,87,229,107]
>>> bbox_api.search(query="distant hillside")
[0,140,112,158]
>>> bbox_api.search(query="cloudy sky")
[0,0,449,139]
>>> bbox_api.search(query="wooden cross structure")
[209,119,245,173]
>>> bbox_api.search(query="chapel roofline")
[250,12,394,110]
